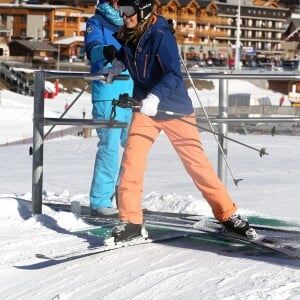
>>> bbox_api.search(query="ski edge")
[35,231,188,261]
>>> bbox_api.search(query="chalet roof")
[288,13,300,31]
[9,40,58,52]
[285,13,300,40]
[158,0,210,7]
[157,0,169,5]
[53,36,84,45]
[195,0,211,7]
[178,0,191,6]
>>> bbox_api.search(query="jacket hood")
[95,2,123,26]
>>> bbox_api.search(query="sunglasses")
[118,6,137,18]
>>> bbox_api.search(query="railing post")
[32,70,45,214]
[218,76,229,185]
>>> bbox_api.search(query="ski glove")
[140,93,160,117]
[103,59,125,83]
[103,45,118,63]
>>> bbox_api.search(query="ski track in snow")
[1,216,300,300]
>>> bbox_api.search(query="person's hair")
[116,13,154,47]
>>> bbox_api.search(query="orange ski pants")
[118,112,237,224]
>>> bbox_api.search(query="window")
[21,29,26,37]
[54,16,64,22]
[54,30,64,37]
[67,17,77,23]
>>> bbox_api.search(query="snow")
[0,78,300,300]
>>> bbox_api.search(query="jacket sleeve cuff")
[90,45,104,63]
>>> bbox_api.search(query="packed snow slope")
[0,78,300,300]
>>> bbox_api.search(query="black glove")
[103,45,118,63]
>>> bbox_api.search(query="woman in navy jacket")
[106,0,252,242]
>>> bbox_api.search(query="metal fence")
[184,71,300,185]
[32,70,130,214]
[31,70,300,214]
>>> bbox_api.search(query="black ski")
[35,231,188,261]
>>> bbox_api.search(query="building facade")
[0,4,83,41]
[0,0,298,66]
[159,0,289,65]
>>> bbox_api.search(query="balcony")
[162,12,228,26]
[177,28,229,38]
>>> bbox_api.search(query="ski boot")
[104,221,148,245]
[222,214,256,239]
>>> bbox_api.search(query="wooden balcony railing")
[161,12,229,25]
[176,28,229,38]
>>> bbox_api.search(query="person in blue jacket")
[85,0,133,216]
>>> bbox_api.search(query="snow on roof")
[291,13,300,20]
[11,67,35,74]
[53,36,84,45]
[10,40,58,52]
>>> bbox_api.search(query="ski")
[80,214,300,258]
[19,198,300,235]
[122,215,300,258]
[192,220,300,258]
[18,197,299,258]
[180,215,300,234]
[84,210,300,234]
[35,231,188,261]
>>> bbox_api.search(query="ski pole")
[157,109,268,157]
[111,94,267,158]
[179,55,242,186]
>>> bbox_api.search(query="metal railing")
[182,71,300,185]
[31,69,300,214]
[31,70,130,214]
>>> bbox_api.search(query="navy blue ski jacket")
[116,15,194,119]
